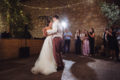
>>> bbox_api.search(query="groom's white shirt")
[47,20,63,38]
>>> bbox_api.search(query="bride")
[31,21,57,75]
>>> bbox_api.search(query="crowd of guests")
[74,28,95,56]
[63,28,95,57]
[103,27,119,61]
[63,27,119,61]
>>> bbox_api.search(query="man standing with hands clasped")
[63,28,72,53]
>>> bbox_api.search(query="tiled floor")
[0,54,120,80]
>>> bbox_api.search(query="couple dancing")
[31,15,64,75]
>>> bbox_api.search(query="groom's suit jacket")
[47,20,63,38]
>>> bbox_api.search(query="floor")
[0,54,120,80]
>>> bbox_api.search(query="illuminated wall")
[22,0,107,51]
[0,14,7,33]
[22,0,106,38]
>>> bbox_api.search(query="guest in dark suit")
[107,28,119,60]
[103,28,109,56]
[75,29,81,55]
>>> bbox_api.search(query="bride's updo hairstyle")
[46,20,51,26]
[53,15,59,19]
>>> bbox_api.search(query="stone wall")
[0,14,8,33]
[22,0,107,51]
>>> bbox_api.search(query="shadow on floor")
[0,54,99,80]
[0,55,63,80]
[63,54,98,80]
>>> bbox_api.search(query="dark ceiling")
[105,0,120,6]
[20,0,120,7]
[20,0,82,8]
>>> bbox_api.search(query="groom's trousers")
[52,37,64,68]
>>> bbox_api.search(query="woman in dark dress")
[88,28,95,56]
[75,29,81,55]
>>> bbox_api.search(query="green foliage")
[0,0,32,38]
[100,2,120,27]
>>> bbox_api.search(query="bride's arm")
[42,26,53,36]
[47,22,58,35]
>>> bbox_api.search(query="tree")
[100,2,120,27]
[0,0,32,38]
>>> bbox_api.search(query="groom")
[47,15,64,70]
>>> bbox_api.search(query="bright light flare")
[61,21,68,29]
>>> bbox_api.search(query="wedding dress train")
[31,36,57,75]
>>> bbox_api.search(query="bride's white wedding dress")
[31,36,57,75]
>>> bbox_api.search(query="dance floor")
[0,54,120,80]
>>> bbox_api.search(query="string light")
[20,1,84,10]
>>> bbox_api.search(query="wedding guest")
[107,28,119,60]
[114,28,119,61]
[82,30,90,56]
[63,29,72,53]
[103,28,109,56]
[88,28,95,56]
[75,29,81,55]
[80,29,86,55]
[80,30,86,41]
[103,28,108,47]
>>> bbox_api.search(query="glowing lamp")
[61,21,68,29]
